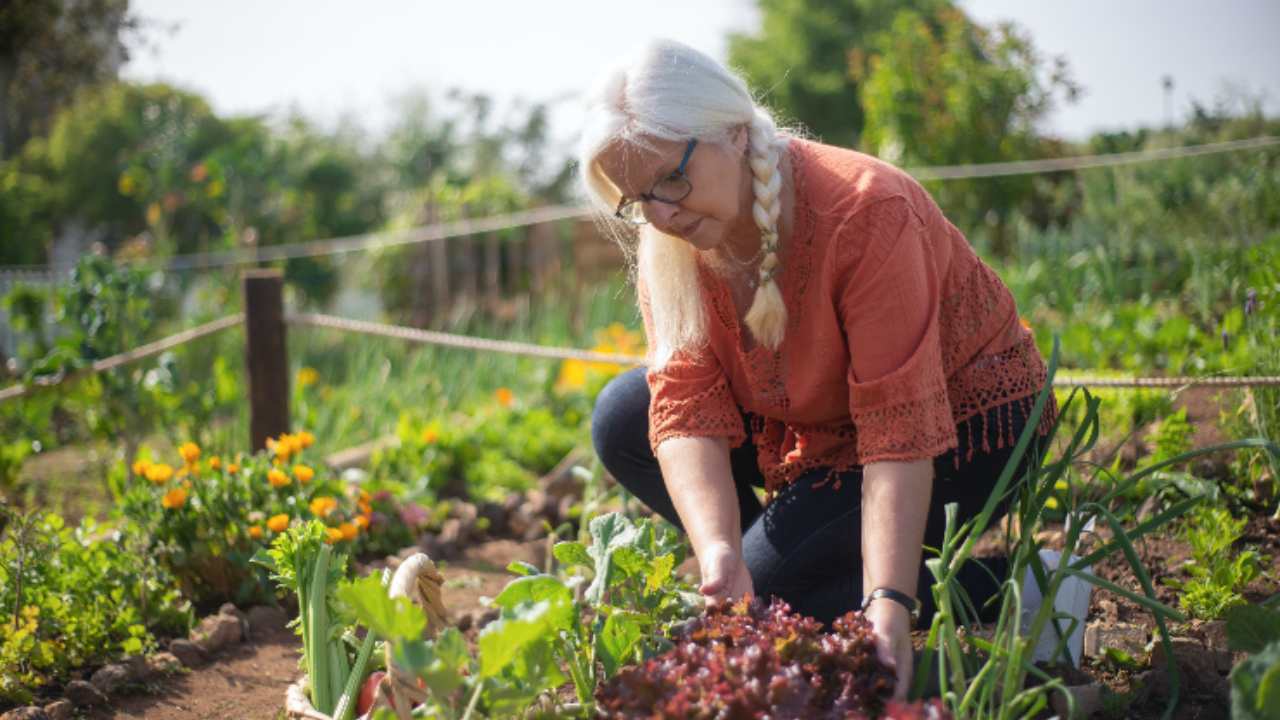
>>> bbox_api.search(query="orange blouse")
[640,138,1057,499]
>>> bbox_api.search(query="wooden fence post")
[243,270,290,451]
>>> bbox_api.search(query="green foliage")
[1225,603,1280,655]
[346,511,700,718]
[1173,505,1265,620]
[0,509,191,704]
[1231,639,1280,720]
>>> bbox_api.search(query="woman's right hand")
[697,541,754,603]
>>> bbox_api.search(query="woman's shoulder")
[789,137,925,220]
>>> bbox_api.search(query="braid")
[742,110,788,349]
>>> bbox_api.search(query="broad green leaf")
[596,610,645,678]
[613,546,647,577]
[1227,604,1280,654]
[491,575,576,632]
[336,574,426,641]
[506,560,540,577]
[478,600,554,679]
[1231,639,1280,720]
[392,630,469,698]
[646,554,676,595]
[553,541,592,568]
[586,513,640,604]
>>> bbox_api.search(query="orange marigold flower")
[420,428,439,444]
[161,487,188,510]
[227,462,241,474]
[309,496,338,518]
[268,468,290,488]
[353,515,369,531]
[494,387,514,408]
[209,455,222,470]
[248,525,263,540]
[145,463,175,485]
[178,441,201,465]
[132,458,152,477]
[267,514,290,533]
[293,464,315,484]
[297,430,315,448]
[339,522,358,541]
[324,527,345,544]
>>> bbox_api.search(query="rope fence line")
[0,314,243,403]
[3,310,1278,407]
[906,135,1280,180]
[8,135,1276,276]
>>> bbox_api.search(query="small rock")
[1199,620,1235,673]
[526,489,555,519]
[121,654,149,681]
[417,533,450,560]
[43,700,72,720]
[1049,681,1103,719]
[89,662,131,695]
[501,491,524,515]
[1150,636,1228,696]
[477,501,508,536]
[65,680,107,707]
[191,612,243,653]
[439,517,465,546]
[146,652,183,675]
[218,603,250,640]
[1083,621,1149,659]
[508,505,539,538]
[451,501,478,525]
[168,638,208,667]
[246,605,289,637]
[1,707,49,720]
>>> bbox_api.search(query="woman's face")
[596,129,751,252]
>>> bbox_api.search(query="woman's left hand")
[864,599,914,700]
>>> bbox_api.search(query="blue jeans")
[591,366,1048,628]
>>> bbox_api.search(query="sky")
[122,0,1280,150]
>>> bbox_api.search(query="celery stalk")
[308,545,334,713]
[333,569,390,720]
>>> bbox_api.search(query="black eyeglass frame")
[613,139,698,224]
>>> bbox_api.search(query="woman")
[580,39,1056,698]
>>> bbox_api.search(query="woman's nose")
[643,201,680,228]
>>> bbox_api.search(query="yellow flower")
[339,522,358,541]
[118,173,137,196]
[161,487,188,510]
[146,202,162,226]
[132,458,152,477]
[297,367,319,389]
[268,468,291,488]
[208,455,222,470]
[324,528,345,544]
[267,514,290,533]
[420,428,439,444]
[293,464,315,484]
[354,515,369,531]
[555,359,589,392]
[248,525,263,540]
[309,496,338,518]
[145,463,175,485]
[495,387,514,408]
[1045,496,1061,510]
[178,441,201,466]
[297,431,315,449]
[227,462,240,474]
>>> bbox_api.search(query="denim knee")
[590,367,651,472]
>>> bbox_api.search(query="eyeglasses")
[614,139,697,225]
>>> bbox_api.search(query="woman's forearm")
[861,459,934,599]
[654,435,742,557]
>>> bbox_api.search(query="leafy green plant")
[912,340,1279,719]
[0,508,191,705]
[1171,505,1265,620]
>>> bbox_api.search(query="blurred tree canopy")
[0,0,138,160]
[730,0,1079,256]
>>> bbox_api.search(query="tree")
[0,0,139,159]
[856,7,1078,257]
[727,0,948,147]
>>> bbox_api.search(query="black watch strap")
[861,587,921,624]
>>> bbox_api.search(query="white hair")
[577,38,791,368]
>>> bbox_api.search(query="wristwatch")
[861,587,922,624]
